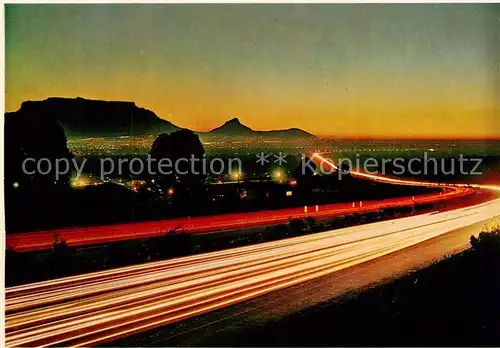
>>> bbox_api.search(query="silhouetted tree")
[150,133,176,189]
[150,130,206,212]
[5,109,73,189]
[471,229,500,260]
[4,109,73,232]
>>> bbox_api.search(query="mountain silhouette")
[206,117,316,139]
[5,97,181,137]
[208,118,255,136]
[6,98,317,139]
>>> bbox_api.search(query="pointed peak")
[208,117,254,135]
[226,117,241,124]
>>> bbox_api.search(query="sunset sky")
[5,4,500,138]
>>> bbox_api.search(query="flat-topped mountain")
[205,117,316,139]
[6,98,316,139]
[5,97,181,137]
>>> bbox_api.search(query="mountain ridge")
[205,117,316,139]
[7,97,181,137]
[6,97,316,139]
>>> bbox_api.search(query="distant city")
[68,135,500,157]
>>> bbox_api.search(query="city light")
[71,177,89,188]
[231,171,243,181]
[273,169,284,182]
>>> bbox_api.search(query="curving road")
[5,153,500,347]
[5,198,500,347]
[7,186,473,252]
[8,152,495,253]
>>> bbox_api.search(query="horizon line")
[6,96,500,141]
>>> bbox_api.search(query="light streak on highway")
[7,152,492,253]
[5,153,499,346]
[6,186,473,252]
[5,198,500,347]
[312,153,500,192]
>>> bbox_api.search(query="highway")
[312,153,500,191]
[6,186,473,252]
[7,152,496,253]
[5,198,500,347]
[5,153,500,347]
